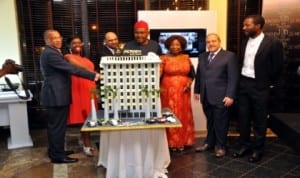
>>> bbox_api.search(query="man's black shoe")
[65,150,74,155]
[51,156,78,164]
[48,150,75,158]
[248,152,262,163]
[232,147,251,158]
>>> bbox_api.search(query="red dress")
[64,54,98,125]
[160,54,195,148]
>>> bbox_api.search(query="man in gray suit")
[194,33,239,157]
[40,29,101,164]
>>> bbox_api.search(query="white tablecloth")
[98,128,170,178]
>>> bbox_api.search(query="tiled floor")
[0,126,299,178]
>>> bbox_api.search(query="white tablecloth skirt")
[98,129,170,178]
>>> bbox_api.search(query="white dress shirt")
[241,33,264,78]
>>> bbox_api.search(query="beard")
[244,30,257,38]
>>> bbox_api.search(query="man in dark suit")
[95,32,120,71]
[40,29,101,164]
[102,31,120,55]
[232,15,284,163]
[194,33,239,157]
[95,32,120,109]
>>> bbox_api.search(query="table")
[81,110,181,178]
[0,90,33,149]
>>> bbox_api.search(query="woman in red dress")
[160,35,195,151]
[64,36,98,156]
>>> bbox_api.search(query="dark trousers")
[47,106,69,159]
[203,103,230,149]
[238,76,270,152]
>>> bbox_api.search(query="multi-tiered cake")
[100,52,161,121]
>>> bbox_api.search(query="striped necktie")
[208,53,215,63]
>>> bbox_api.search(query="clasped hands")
[94,73,103,81]
[183,85,191,92]
[183,81,192,92]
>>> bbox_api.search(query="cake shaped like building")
[100,52,161,121]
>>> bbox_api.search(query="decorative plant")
[151,88,160,97]
[140,85,150,97]
[103,85,118,99]
[90,87,98,99]
[140,86,160,98]
[140,86,161,118]
[103,85,119,120]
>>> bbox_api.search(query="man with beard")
[232,15,284,163]
[123,20,161,56]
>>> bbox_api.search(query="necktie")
[208,53,215,63]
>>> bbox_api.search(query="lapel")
[255,36,270,56]
[104,45,114,55]
[203,52,210,66]
[46,45,63,56]
[209,49,224,65]
[240,37,270,65]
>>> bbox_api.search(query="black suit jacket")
[95,45,114,71]
[194,49,239,106]
[100,45,114,56]
[40,45,96,107]
[240,35,284,89]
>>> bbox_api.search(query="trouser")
[238,76,270,152]
[47,106,69,159]
[203,103,230,149]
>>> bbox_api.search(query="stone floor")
[0,126,299,178]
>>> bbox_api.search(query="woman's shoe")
[178,147,184,152]
[83,146,94,157]
[170,148,177,152]
[170,147,184,152]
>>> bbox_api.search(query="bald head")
[104,32,119,49]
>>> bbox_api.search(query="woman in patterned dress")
[160,35,195,151]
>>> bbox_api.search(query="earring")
[69,48,72,54]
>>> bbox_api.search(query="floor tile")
[261,153,300,174]
[208,166,245,178]
[0,126,299,178]
[241,166,290,178]
[222,159,256,173]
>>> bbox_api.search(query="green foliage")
[90,87,98,98]
[103,86,118,98]
[140,86,160,98]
